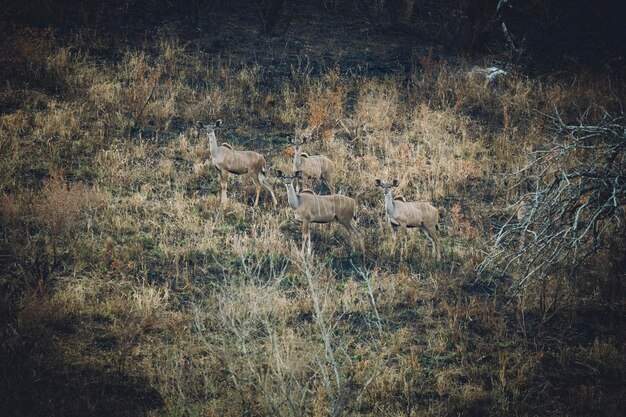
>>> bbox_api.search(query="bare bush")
[33,171,96,236]
[480,110,626,291]
[1,171,101,293]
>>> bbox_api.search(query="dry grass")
[0,26,624,417]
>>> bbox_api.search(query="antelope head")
[374,178,400,195]
[276,170,302,184]
[289,134,307,166]
[196,119,222,134]
[289,133,307,148]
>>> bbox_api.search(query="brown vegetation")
[0,1,625,417]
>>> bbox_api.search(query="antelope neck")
[208,131,222,159]
[384,189,396,217]
[293,150,302,170]
[285,182,300,210]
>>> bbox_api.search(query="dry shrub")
[177,60,256,121]
[33,101,81,141]
[235,64,262,114]
[339,278,367,313]
[183,84,231,121]
[457,68,494,112]
[218,282,294,328]
[283,146,296,157]
[406,104,485,199]
[1,110,30,136]
[49,276,101,315]
[38,44,99,95]
[45,46,71,75]
[434,62,456,108]
[541,71,626,120]
[361,365,404,404]
[278,83,303,126]
[355,79,400,135]
[0,177,101,293]
[0,27,56,83]
[588,338,625,372]
[0,193,17,219]
[88,81,123,110]
[307,74,346,134]
[449,202,479,241]
[417,50,436,77]
[0,112,29,190]
[145,81,178,130]
[203,273,316,416]
[444,66,537,135]
[459,383,491,408]
[307,89,343,132]
[500,72,535,130]
[32,170,99,236]
[158,36,185,76]
[158,158,175,178]
[132,285,171,319]
[94,145,133,189]
[120,51,162,125]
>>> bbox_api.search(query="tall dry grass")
[0,28,624,417]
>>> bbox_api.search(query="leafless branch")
[479,110,626,293]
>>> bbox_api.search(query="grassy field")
[1,2,625,416]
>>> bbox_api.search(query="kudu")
[290,134,335,193]
[200,120,277,207]
[277,171,361,255]
[375,179,441,260]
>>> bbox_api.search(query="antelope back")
[396,201,438,227]
[414,201,439,226]
[330,194,356,222]
[301,154,323,178]
[316,155,334,177]
[297,192,335,222]
[222,148,265,173]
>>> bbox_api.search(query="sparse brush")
[32,171,97,236]
[354,78,400,135]
[1,20,624,417]
[307,77,346,136]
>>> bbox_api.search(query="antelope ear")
[275,170,284,178]
[214,119,222,128]
[295,171,303,179]
[374,178,382,187]
[392,179,399,187]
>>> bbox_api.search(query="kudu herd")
[198,120,441,258]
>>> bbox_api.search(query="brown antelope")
[290,134,335,193]
[200,120,277,207]
[375,179,441,260]
[277,170,361,255]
